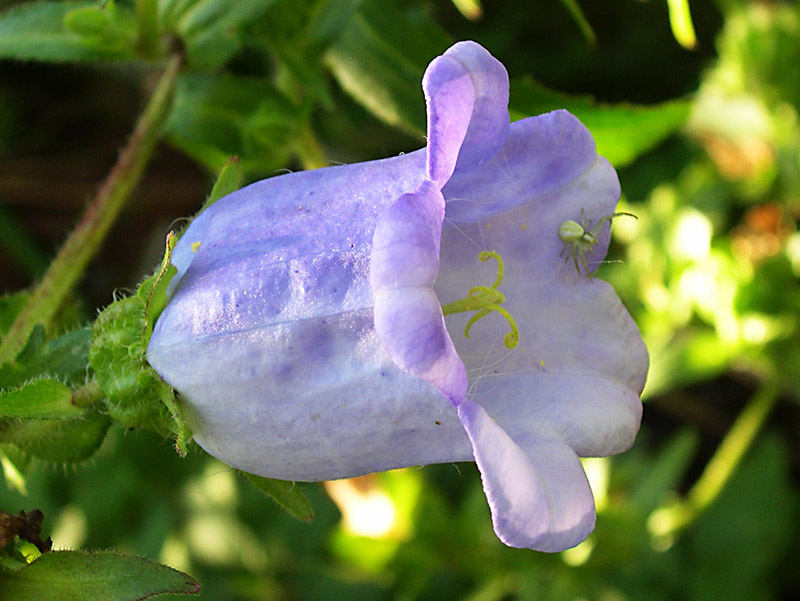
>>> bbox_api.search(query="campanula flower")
[147,41,648,552]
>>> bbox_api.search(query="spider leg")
[580,248,593,281]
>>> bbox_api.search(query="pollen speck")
[520,224,528,230]
[191,241,202,253]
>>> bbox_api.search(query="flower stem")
[0,54,182,365]
[71,379,104,409]
[648,380,780,540]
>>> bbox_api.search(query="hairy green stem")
[0,55,182,365]
[71,379,104,409]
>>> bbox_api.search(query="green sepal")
[0,379,84,419]
[89,234,191,454]
[239,471,314,523]
[202,156,243,212]
[0,550,200,600]
[137,232,178,340]
[89,297,173,435]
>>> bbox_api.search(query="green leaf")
[0,413,111,463]
[0,550,200,600]
[0,327,91,390]
[325,0,452,134]
[63,1,138,54]
[509,79,692,167]
[165,71,300,175]
[158,0,279,69]
[240,471,314,523]
[0,379,84,419]
[0,1,137,63]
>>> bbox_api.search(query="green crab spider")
[558,209,636,279]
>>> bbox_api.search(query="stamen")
[441,251,520,349]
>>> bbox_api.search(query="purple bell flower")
[147,41,648,552]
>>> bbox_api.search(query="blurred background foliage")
[1,0,799,599]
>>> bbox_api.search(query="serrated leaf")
[0,1,137,63]
[240,471,314,523]
[0,413,110,463]
[0,379,83,419]
[325,0,451,134]
[158,0,279,69]
[165,71,300,175]
[0,550,200,600]
[509,78,691,167]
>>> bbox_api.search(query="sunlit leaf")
[325,0,451,134]
[510,79,691,167]
[0,550,200,600]
[0,379,84,419]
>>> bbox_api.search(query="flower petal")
[435,110,647,457]
[149,309,472,481]
[442,110,601,227]
[371,181,467,403]
[457,398,595,551]
[424,41,510,186]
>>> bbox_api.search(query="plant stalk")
[0,54,182,365]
